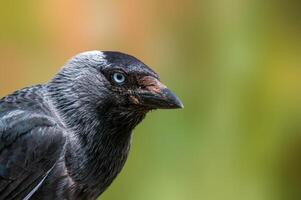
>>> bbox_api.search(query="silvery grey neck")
[45,77,146,196]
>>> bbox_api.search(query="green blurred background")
[1,0,301,199]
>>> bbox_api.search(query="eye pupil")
[117,74,122,80]
[113,72,126,84]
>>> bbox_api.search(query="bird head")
[101,51,183,110]
[48,51,183,132]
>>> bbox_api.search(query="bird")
[0,51,183,200]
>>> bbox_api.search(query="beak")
[135,76,184,109]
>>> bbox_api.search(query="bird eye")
[112,72,126,84]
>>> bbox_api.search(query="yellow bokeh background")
[1,1,301,199]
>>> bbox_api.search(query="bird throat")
[64,105,147,197]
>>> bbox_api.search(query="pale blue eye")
[113,72,126,84]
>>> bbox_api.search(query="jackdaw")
[0,51,183,200]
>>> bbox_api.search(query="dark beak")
[135,76,184,109]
